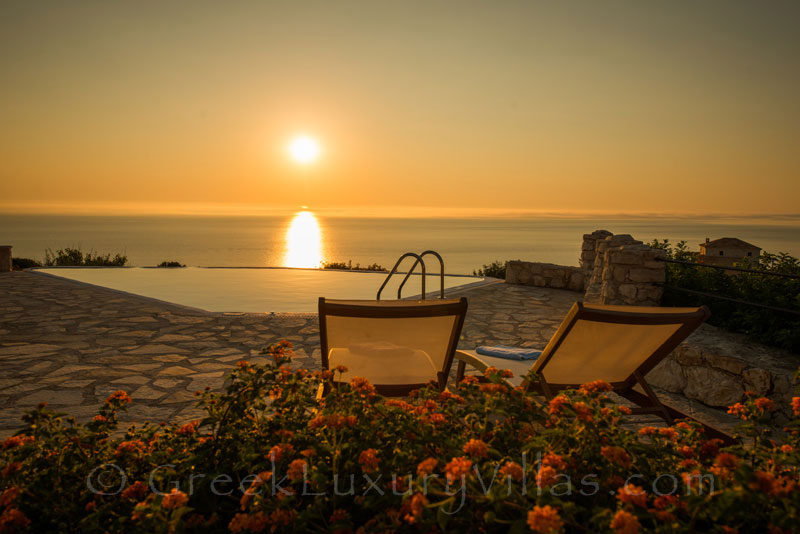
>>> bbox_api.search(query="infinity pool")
[35,267,488,313]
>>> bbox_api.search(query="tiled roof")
[700,237,760,249]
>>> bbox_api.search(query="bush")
[321,260,387,272]
[11,258,41,270]
[43,247,128,267]
[473,260,507,279]
[651,240,800,353]
[1,342,798,533]
[157,261,185,268]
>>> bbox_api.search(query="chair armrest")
[454,350,489,382]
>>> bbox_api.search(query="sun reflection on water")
[284,211,324,268]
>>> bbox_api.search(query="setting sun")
[287,136,321,165]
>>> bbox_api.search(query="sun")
[287,135,321,165]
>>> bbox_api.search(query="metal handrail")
[397,250,445,299]
[658,283,800,316]
[376,252,426,300]
[656,257,800,280]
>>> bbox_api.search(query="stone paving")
[0,270,738,437]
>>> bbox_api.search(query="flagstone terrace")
[0,270,737,437]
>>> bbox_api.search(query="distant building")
[699,237,761,268]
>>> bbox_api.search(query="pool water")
[35,267,488,313]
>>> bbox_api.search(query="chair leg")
[618,387,735,446]
[632,371,674,423]
[456,360,466,382]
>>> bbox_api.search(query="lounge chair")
[455,302,733,443]
[318,297,468,396]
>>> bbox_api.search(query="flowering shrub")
[1,342,799,533]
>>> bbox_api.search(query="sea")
[2,213,799,275]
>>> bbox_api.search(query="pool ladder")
[376,250,445,300]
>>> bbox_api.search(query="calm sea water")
[2,214,799,275]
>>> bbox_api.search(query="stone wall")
[646,325,798,424]
[582,234,666,306]
[505,230,666,305]
[505,261,584,292]
[504,230,795,423]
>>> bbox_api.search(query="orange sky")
[1,1,799,217]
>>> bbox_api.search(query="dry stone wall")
[506,230,666,305]
[505,261,585,291]
[504,229,796,423]
[646,325,798,424]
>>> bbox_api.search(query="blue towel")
[475,345,542,361]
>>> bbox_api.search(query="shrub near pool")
[1,342,799,533]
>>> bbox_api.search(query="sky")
[1,0,799,217]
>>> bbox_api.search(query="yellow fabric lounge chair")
[318,297,468,397]
[455,302,733,443]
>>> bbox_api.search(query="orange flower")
[652,494,679,511]
[460,375,479,386]
[115,440,146,457]
[579,380,613,394]
[287,459,307,482]
[270,509,296,526]
[267,443,295,463]
[548,395,569,415]
[658,428,678,441]
[617,484,647,507]
[792,397,800,417]
[330,509,349,523]
[618,406,632,415]
[527,505,564,534]
[542,452,566,471]
[359,449,379,473]
[536,465,558,488]
[755,397,776,413]
[780,444,793,454]
[0,488,20,507]
[161,488,188,510]
[727,403,748,419]
[714,452,741,469]
[601,446,632,468]
[1,435,34,450]
[176,420,199,435]
[416,457,438,476]
[1,462,21,478]
[350,376,377,399]
[105,390,132,405]
[240,471,271,510]
[404,492,428,524]
[0,508,31,531]
[122,481,149,501]
[421,413,446,425]
[93,415,107,423]
[385,399,415,412]
[479,383,507,394]
[444,456,473,482]
[463,438,489,459]
[483,366,499,378]
[610,509,640,534]
[637,426,658,437]
[573,401,593,422]
[131,502,148,521]
[229,510,269,533]
[499,461,523,482]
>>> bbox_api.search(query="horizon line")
[1,202,799,222]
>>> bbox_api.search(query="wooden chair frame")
[455,302,734,444]
[319,297,468,397]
